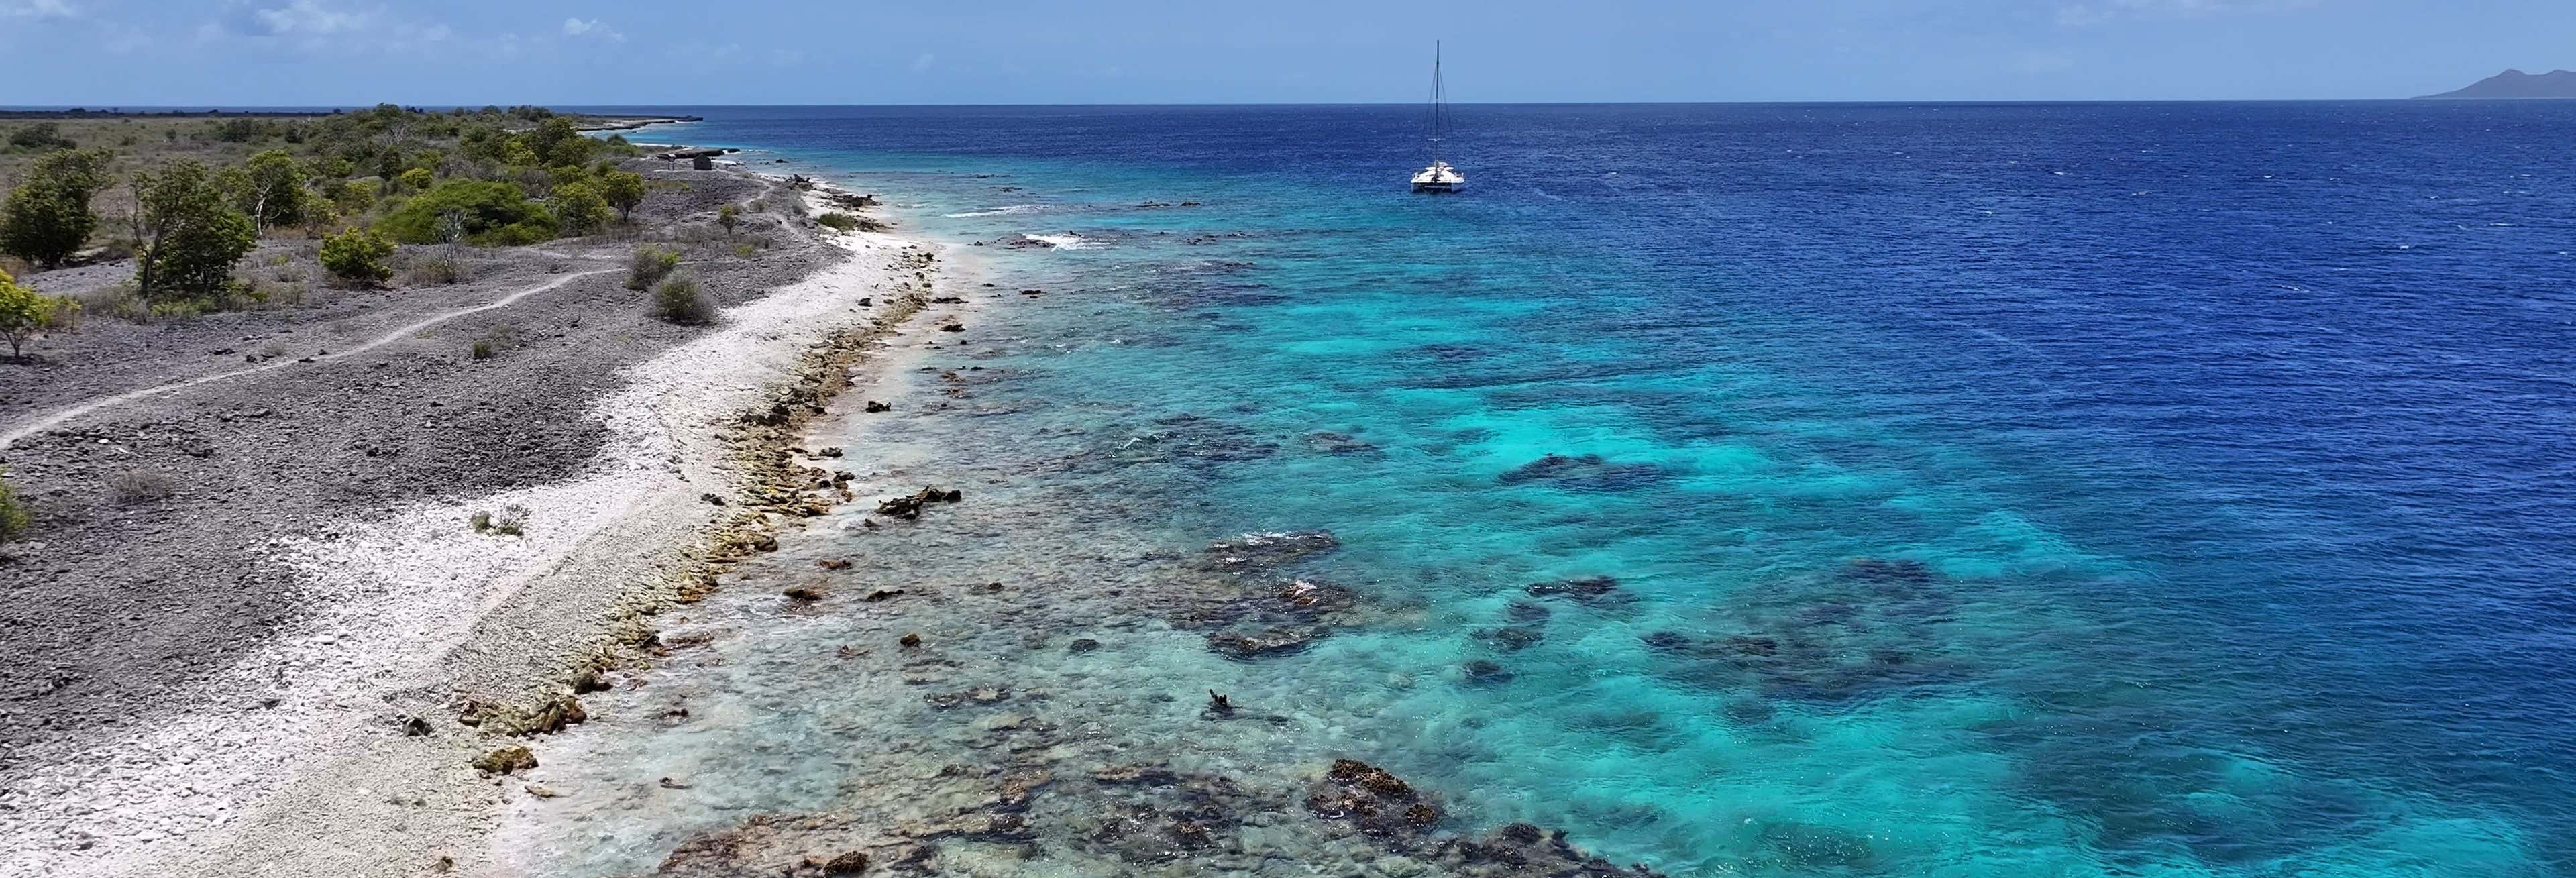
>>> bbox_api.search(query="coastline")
[0,177,955,877]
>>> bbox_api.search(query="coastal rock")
[1461,659,1515,685]
[865,400,892,413]
[876,486,963,519]
[823,851,868,874]
[472,745,537,775]
[784,586,824,602]
[1067,637,1102,653]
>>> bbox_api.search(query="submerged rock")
[1461,659,1515,685]
[1475,625,1546,652]
[1307,759,1442,839]
[1496,453,1670,492]
[1205,626,1323,660]
[1307,431,1380,455]
[1525,575,1621,602]
[1201,529,1339,570]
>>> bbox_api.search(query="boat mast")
[1428,40,1445,167]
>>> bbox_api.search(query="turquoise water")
[523,104,2573,876]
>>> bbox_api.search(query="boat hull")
[1410,180,1464,193]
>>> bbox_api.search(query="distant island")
[2415,68,2576,99]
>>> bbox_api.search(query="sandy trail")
[0,268,616,449]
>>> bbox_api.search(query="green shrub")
[626,245,680,290]
[551,181,613,235]
[652,272,712,325]
[815,212,860,232]
[716,204,738,237]
[396,168,433,191]
[318,228,396,286]
[470,339,494,360]
[376,180,557,246]
[0,468,28,541]
[0,269,59,358]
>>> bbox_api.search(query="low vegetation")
[107,469,176,504]
[651,272,712,325]
[317,228,395,285]
[625,245,680,290]
[0,268,66,357]
[471,503,531,536]
[0,105,653,322]
[0,468,28,541]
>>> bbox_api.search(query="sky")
[3,0,2571,105]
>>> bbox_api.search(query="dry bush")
[108,469,176,504]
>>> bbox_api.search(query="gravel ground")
[0,166,930,876]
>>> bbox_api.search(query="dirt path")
[0,268,619,449]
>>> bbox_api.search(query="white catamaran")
[1410,41,1464,193]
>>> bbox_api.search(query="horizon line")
[5,96,2548,112]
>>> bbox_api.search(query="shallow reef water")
[502,103,2576,875]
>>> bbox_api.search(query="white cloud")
[254,0,368,35]
[3,0,75,19]
[563,17,623,42]
[912,52,936,72]
[2058,0,2318,25]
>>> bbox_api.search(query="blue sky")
[3,1,2569,105]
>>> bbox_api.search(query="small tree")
[318,228,396,286]
[233,149,311,232]
[716,204,739,237]
[551,181,612,236]
[396,168,433,191]
[0,269,58,358]
[599,170,645,223]
[131,159,258,300]
[0,148,115,268]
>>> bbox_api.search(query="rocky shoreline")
[0,168,944,877]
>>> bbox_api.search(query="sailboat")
[1410,40,1464,193]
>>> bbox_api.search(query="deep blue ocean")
[555,103,2574,875]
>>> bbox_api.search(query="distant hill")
[2415,69,2576,99]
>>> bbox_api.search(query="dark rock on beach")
[876,486,963,519]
